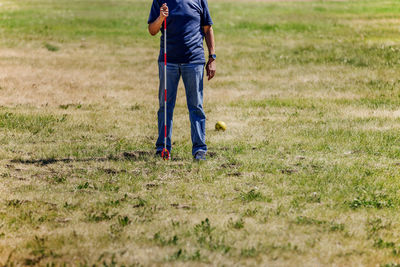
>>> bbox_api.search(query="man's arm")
[148,4,168,36]
[204,25,216,80]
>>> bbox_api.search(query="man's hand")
[148,3,168,35]
[203,25,216,81]
[206,58,216,80]
[160,3,169,19]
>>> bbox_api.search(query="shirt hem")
[157,60,206,64]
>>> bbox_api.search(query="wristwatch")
[209,54,217,60]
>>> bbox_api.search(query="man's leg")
[181,63,207,156]
[156,62,180,153]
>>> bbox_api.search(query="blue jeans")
[156,62,207,156]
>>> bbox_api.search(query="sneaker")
[155,150,162,157]
[194,151,206,161]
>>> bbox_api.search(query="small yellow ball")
[215,121,227,131]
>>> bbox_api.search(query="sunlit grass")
[1,0,400,265]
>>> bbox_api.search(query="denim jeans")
[156,62,207,156]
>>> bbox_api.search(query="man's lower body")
[155,62,207,158]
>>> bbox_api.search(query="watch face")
[210,54,216,59]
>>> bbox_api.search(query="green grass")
[1,0,400,265]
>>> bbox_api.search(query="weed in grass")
[130,103,141,110]
[109,223,124,238]
[240,189,266,202]
[117,215,131,227]
[133,197,147,208]
[63,202,78,210]
[59,103,82,110]
[374,238,396,249]
[102,182,120,193]
[153,232,179,246]
[267,242,301,255]
[295,216,345,232]
[228,217,245,230]
[107,194,128,207]
[167,249,204,262]
[76,182,90,190]
[348,193,394,209]
[366,218,392,239]
[97,254,119,267]
[87,209,117,222]
[242,208,258,217]
[393,248,400,257]
[133,206,157,223]
[241,247,258,258]
[6,199,29,207]
[194,218,214,236]
[171,220,185,229]
[194,218,230,253]
[44,43,59,52]
[306,192,321,203]
[24,236,58,265]
[48,175,66,184]
[27,236,47,256]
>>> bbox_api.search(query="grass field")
[1,0,400,265]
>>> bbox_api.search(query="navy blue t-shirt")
[148,0,213,64]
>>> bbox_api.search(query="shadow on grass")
[10,150,220,166]
[10,151,153,166]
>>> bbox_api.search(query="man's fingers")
[206,61,216,80]
[209,70,215,80]
[207,71,212,80]
[160,4,169,17]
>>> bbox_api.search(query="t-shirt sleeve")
[148,0,160,24]
[200,0,213,26]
